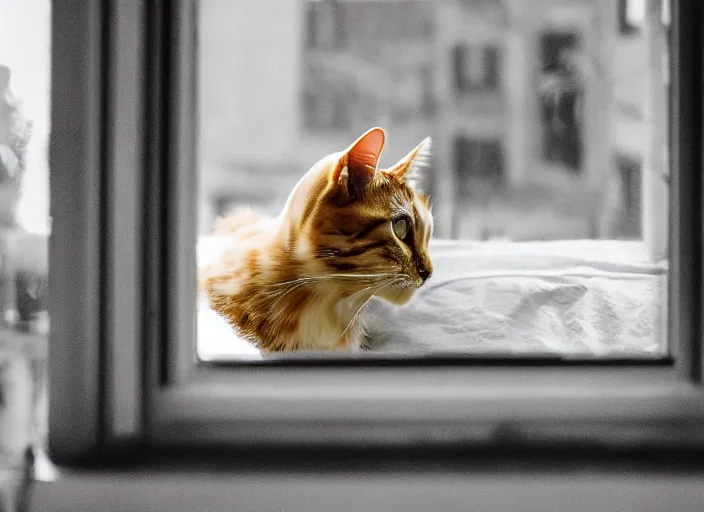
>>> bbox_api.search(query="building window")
[539,32,582,172]
[452,44,501,93]
[44,0,704,478]
[305,1,346,50]
[484,46,499,89]
[302,82,353,132]
[454,136,504,188]
[615,154,642,238]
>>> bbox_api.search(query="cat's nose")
[418,267,431,282]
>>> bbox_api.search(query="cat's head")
[280,127,434,305]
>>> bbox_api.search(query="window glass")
[196,0,671,361]
[0,0,51,468]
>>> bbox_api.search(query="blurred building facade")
[198,0,665,241]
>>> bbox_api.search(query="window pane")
[196,0,670,361]
[0,0,51,475]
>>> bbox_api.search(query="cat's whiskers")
[266,271,407,310]
[267,280,310,309]
[338,275,406,342]
[268,272,399,289]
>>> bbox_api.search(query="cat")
[200,127,434,353]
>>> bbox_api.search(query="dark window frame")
[453,43,502,94]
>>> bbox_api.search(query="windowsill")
[26,447,704,512]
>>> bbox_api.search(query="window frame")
[48,0,703,464]
[452,43,502,94]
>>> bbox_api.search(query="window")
[33,0,704,489]
[453,44,501,93]
[306,1,346,51]
[452,137,505,239]
[301,1,434,132]
[454,137,504,180]
[539,32,583,171]
[614,153,642,238]
[198,0,672,360]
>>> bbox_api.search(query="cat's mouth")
[375,277,423,305]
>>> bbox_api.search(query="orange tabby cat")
[200,127,434,353]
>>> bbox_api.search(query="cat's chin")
[376,286,416,306]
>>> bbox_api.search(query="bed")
[197,238,668,360]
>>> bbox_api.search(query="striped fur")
[200,127,434,353]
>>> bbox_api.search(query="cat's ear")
[332,127,386,198]
[385,136,432,188]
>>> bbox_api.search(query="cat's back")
[212,206,263,236]
[198,207,277,294]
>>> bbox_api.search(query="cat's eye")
[392,217,410,241]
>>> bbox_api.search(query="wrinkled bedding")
[362,239,667,356]
[197,238,667,359]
